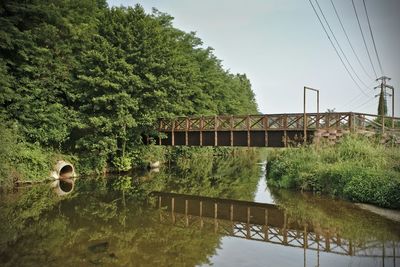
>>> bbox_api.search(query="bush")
[344,170,400,208]
[267,135,400,209]
[0,121,75,188]
[0,123,19,187]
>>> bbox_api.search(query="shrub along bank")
[0,122,75,188]
[266,135,400,209]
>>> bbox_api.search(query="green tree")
[76,33,140,171]
[0,1,259,175]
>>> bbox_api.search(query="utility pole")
[374,76,395,131]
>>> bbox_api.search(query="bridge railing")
[352,113,400,133]
[158,112,400,132]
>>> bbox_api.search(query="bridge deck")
[148,112,400,147]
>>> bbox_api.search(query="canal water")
[0,154,399,266]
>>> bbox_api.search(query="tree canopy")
[0,0,258,173]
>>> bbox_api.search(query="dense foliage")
[0,0,258,182]
[0,121,74,188]
[267,135,400,208]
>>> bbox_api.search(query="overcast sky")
[107,0,400,116]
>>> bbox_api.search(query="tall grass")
[267,135,400,209]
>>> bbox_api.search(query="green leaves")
[0,1,259,174]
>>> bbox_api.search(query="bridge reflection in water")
[152,192,399,262]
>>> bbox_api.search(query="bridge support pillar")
[214,116,218,146]
[171,120,175,146]
[200,116,203,146]
[284,130,288,147]
[247,116,250,147]
[185,118,189,146]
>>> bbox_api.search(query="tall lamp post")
[303,86,320,144]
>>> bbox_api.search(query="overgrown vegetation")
[0,122,73,188]
[0,0,258,185]
[267,135,400,208]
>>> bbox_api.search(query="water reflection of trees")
[0,195,220,266]
[137,147,262,200]
[269,188,400,243]
[0,148,262,266]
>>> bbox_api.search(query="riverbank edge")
[265,135,400,209]
[355,203,400,222]
[2,146,260,190]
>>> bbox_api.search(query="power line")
[337,78,376,111]
[336,79,376,111]
[329,0,374,80]
[337,80,376,111]
[338,91,365,110]
[362,0,384,75]
[351,0,378,78]
[352,95,377,111]
[315,0,371,90]
[308,0,369,97]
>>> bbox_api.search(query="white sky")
[107,0,400,116]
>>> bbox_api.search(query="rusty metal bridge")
[153,192,400,260]
[148,112,400,147]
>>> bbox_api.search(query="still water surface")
[0,159,399,266]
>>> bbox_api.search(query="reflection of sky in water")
[254,161,275,204]
[203,237,386,267]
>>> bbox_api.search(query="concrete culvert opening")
[49,160,76,196]
[51,161,76,180]
[59,165,74,179]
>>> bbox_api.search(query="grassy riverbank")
[267,135,400,209]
